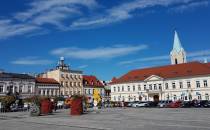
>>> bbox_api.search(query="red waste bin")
[41,99,50,115]
[70,97,83,115]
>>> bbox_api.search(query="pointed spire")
[173,30,184,53]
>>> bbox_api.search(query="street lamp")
[146,89,149,101]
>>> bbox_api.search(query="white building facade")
[36,78,60,97]
[111,74,210,102]
[0,72,36,98]
[111,31,210,102]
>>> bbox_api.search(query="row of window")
[84,81,102,86]
[39,89,59,96]
[0,85,33,93]
[84,88,104,95]
[112,80,209,92]
[61,90,81,95]
[113,95,139,101]
[165,80,208,90]
[169,93,209,101]
[61,74,82,79]
[60,81,82,87]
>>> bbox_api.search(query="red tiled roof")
[205,63,210,68]
[111,62,210,84]
[83,75,104,88]
[36,77,60,84]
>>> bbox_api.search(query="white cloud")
[32,6,81,28]
[0,0,208,39]
[78,65,89,69]
[119,55,169,65]
[70,0,200,29]
[11,57,53,65]
[51,44,148,59]
[191,56,210,62]
[0,20,40,39]
[119,49,210,65]
[14,0,97,21]
[0,0,98,39]
[188,49,210,57]
[169,1,209,13]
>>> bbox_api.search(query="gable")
[144,75,163,81]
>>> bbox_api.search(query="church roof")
[110,62,210,84]
[172,30,184,53]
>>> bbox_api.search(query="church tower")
[170,30,187,65]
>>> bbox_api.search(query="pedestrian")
[122,100,125,108]
[27,103,30,112]
[54,102,57,112]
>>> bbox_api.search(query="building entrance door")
[153,95,159,102]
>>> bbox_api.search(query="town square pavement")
[1,108,210,130]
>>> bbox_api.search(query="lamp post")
[146,89,149,101]
[159,86,163,101]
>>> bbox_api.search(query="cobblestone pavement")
[1,108,210,130]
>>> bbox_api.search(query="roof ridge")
[111,62,210,84]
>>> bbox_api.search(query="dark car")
[147,101,158,107]
[181,101,193,108]
[10,104,25,112]
[191,100,202,108]
[200,100,210,108]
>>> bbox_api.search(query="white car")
[57,101,64,107]
[131,101,140,107]
[132,102,148,108]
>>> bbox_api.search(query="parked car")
[127,101,136,107]
[131,101,141,108]
[10,104,26,112]
[200,100,210,108]
[167,100,182,108]
[132,102,149,108]
[181,101,193,108]
[147,101,158,108]
[157,100,172,108]
[191,100,202,108]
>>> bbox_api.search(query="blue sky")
[0,0,210,81]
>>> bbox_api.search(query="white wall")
[110,75,210,102]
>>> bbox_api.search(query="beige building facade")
[41,57,83,97]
